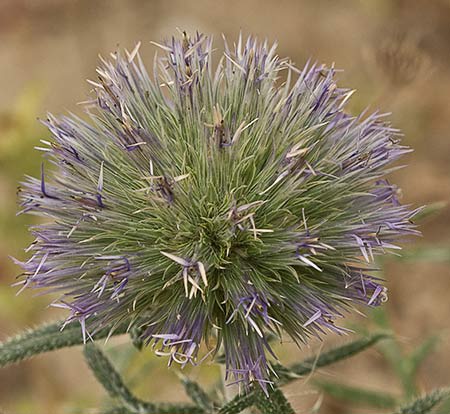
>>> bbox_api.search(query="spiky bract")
[16,33,418,391]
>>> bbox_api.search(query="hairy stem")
[0,319,129,368]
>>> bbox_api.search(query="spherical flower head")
[15,32,419,392]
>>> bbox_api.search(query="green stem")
[0,319,129,368]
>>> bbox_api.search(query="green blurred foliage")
[0,85,44,249]
[0,86,53,326]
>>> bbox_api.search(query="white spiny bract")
[16,33,418,392]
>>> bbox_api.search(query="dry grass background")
[0,1,449,413]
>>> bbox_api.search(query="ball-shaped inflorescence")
[15,32,419,391]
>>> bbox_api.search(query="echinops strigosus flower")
[15,32,419,392]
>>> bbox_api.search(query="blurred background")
[0,0,449,413]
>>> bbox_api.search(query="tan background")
[0,1,449,413]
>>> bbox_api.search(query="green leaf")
[102,409,135,414]
[83,342,142,410]
[373,331,411,395]
[218,393,256,414]
[148,404,207,414]
[84,343,204,414]
[179,374,215,412]
[255,387,295,414]
[103,405,208,414]
[146,406,207,414]
[374,332,439,398]
[435,393,450,414]
[393,388,450,414]
[283,332,390,380]
[0,319,129,368]
[314,379,397,409]
[408,335,440,378]
[219,333,389,414]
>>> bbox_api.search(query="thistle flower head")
[16,32,419,392]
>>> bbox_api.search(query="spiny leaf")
[373,330,439,398]
[393,388,450,414]
[218,393,256,414]
[314,379,397,409]
[83,342,141,410]
[102,408,130,414]
[219,333,389,413]
[179,374,215,412]
[435,394,450,414]
[255,387,295,414]
[103,405,207,414]
[0,319,128,368]
[281,333,390,381]
[137,402,206,414]
[84,342,204,414]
